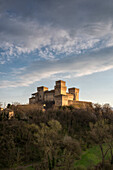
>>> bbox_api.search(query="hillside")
[0,104,113,169]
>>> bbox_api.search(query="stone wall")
[66,93,74,101]
[29,80,90,107]
[37,86,48,101]
[68,100,92,109]
[68,88,79,101]
[55,80,67,96]
[44,90,55,102]
[54,95,62,106]
[29,97,36,104]
[62,95,68,106]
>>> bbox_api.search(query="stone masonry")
[29,80,91,107]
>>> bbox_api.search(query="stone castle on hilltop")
[29,80,92,108]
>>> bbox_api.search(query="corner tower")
[37,86,48,101]
[68,88,79,101]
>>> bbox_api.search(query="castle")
[29,80,92,108]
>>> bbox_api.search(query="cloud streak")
[1,46,113,88]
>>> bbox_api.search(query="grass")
[16,145,112,170]
[74,145,111,169]
[25,166,35,170]
[25,145,105,170]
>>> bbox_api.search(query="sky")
[0,0,113,106]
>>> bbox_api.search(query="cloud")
[0,0,113,63]
[1,46,113,88]
[0,0,113,89]
[0,15,101,62]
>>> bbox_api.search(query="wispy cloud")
[0,0,113,63]
[0,16,101,61]
[0,0,113,89]
[1,46,113,88]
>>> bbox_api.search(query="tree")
[34,120,62,169]
[89,120,113,167]
[61,135,81,169]
[33,120,81,170]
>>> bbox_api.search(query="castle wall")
[68,88,79,101]
[55,95,68,106]
[29,80,83,107]
[55,80,67,96]
[68,100,92,109]
[38,90,44,101]
[55,86,67,96]
[75,89,79,101]
[66,93,74,101]
[61,86,67,95]
[29,97,36,104]
[56,80,66,86]
[62,95,68,106]
[44,90,55,102]
[37,86,48,101]
[54,95,62,106]
[35,94,39,102]
[31,92,39,102]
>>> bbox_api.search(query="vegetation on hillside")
[0,103,113,169]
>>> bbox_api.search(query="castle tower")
[54,80,68,106]
[37,86,48,101]
[55,80,67,96]
[68,88,79,101]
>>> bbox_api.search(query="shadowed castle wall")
[44,90,55,102]
[37,86,48,101]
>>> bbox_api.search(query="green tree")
[89,120,112,167]
[33,120,81,170]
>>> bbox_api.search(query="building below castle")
[29,80,92,108]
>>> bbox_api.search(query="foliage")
[0,103,113,169]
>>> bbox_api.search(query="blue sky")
[0,0,113,106]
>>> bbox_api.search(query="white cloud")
[1,46,113,88]
[0,0,113,89]
[0,11,113,63]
